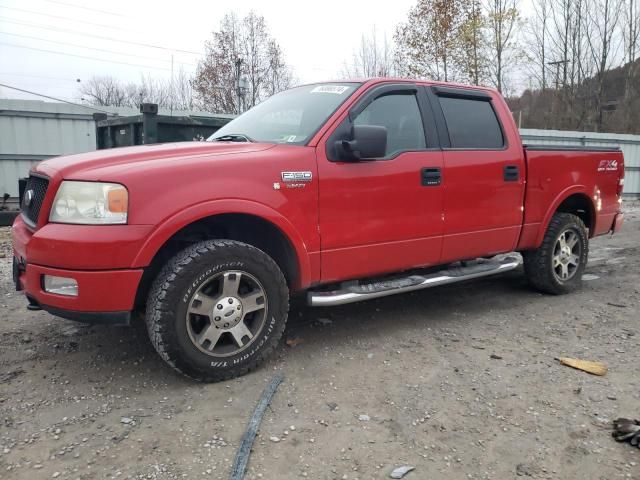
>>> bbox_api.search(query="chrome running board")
[307,256,521,307]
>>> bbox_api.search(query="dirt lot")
[1,204,639,480]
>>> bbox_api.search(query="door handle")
[421,167,441,186]
[504,165,519,182]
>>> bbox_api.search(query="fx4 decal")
[597,160,618,172]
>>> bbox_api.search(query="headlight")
[49,181,128,224]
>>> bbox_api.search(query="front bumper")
[12,215,145,325]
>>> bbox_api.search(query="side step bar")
[307,256,521,307]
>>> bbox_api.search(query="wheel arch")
[132,200,312,309]
[536,188,595,246]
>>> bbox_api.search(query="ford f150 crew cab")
[12,78,625,381]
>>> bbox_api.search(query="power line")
[0,41,197,72]
[0,82,116,114]
[0,31,198,67]
[0,17,202,55]
[0,5,125,31]
[16,84,81,93]
[37,0,125,17]
[0,71,81,82]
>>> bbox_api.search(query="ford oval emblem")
[24,189,34,207]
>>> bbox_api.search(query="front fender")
[131,199,314,288]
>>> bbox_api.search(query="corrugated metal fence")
[521,128,640,197]
[0,99,233,198]
[1,100,639,197]
[1,100,139,197]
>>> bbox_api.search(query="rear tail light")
[617,177,625,197]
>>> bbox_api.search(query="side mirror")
[338,124,387,161]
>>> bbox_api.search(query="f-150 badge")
[281,171,312,182]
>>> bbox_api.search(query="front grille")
[21,175,49,225]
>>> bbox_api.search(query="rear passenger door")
[428,86,525,262]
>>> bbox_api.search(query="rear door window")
[438,96,504,149]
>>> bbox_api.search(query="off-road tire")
[146,239,289,382]
[523,213,589,295]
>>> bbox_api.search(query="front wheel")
[523,213,589,295]
[146,239,289,382]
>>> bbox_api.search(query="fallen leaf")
[285,337,304,347]
[557,357,607,376]
[390,466,415,478]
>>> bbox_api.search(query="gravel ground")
[0,203,638,480]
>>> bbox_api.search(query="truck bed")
[517,144,624,250]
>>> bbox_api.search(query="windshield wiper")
[212,133,254,143]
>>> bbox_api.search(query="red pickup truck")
[12,79,625,381]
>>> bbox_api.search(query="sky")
[0,0,418,103]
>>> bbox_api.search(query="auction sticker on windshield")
[310,85,350,94]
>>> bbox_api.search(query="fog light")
[43,275,78,296]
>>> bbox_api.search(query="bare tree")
[549,0,571,88]
[341,27,396,77]
[78,73,197,111]
[170,67,197,111]
[528,0,551,90]
[520,0,590,128]
[136,74,171,107]
[79,76,128,106]
[585,0,624,130]
[265,40,294,96]
[621,0,640,130]
[192,11,293,114]
[503,0,640,133]
[485,0,521,93]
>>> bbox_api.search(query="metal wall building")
[1,100,639,197]
[521,128,640,197]
[0,99,233,198]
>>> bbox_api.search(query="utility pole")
[170,54,174,117]
[235,57,242,115]
[547,59,569,128]
[547,59,568,90]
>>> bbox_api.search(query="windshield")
[208,82,360,145]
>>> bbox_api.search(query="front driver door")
[316,83,445,283]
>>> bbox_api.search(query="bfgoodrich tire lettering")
[146,239,289,382]
[523,213,589,295]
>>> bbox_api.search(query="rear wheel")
[146,239,289,382]
[523,213,589,295]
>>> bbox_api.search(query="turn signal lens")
[107,187,128,213]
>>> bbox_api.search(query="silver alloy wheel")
[185,270,268,357]
[552,229,581,282]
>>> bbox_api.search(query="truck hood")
[36,141,276,179]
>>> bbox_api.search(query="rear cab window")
[437,94,504,149]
